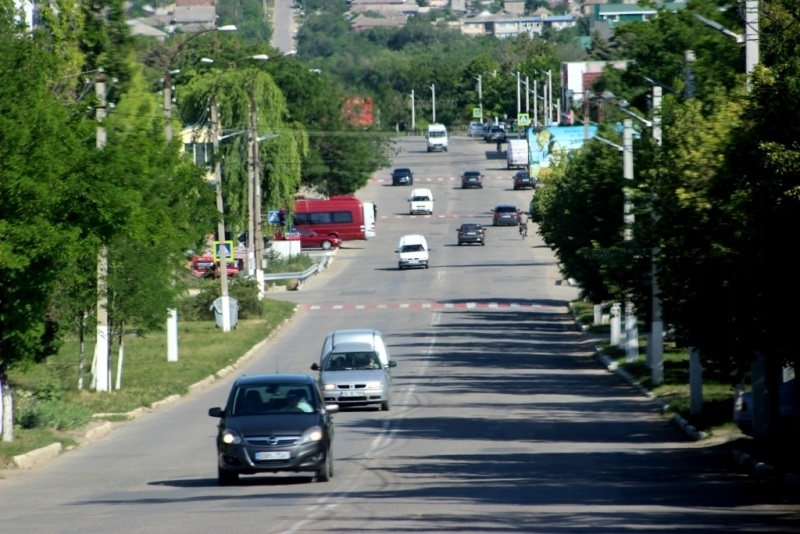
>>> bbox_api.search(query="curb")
[568,302,800,490]
[10,308,300,472]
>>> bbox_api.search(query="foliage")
[15,399,93,431]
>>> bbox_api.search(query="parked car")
[208,374,339,485]
[513,171,534,190]
[391,167,414,186]
[461,171,484,189]
[311,341,397,410]
[457,223,486,246]
[467,121,484,137]
[296,228,342,250]
[492,204,521,226]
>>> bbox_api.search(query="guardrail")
[263,256,330,289]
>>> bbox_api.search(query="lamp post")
[430,84,436,123]
[694,3,758,91]
[474,75,483,122]
[410,89,415,131]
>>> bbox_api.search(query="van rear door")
[362,202,376,239]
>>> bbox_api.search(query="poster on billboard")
[527,125,598,178]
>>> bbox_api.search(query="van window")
[412,195,430,202]
[401,244,425,252]
[294,211,354,225]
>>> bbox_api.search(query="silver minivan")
[312,337,397,411]
[319,329,392,368]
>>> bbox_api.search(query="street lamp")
[474,75,483,123]
[430,84,436,123]
[163,25,237,143]
[694,3,759,91]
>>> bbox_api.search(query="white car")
[467,121,484,137]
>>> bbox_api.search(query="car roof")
[393,167,411,172]
[232,374,314,387]
[329,341,376,353]
[460,222,483,227]
[495,203,518,209]
[463,170,481,175]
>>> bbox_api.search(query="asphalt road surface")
[1,135,799,533]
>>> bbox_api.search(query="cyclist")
[518,211,529,238]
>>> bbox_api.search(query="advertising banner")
[527,125,598,177]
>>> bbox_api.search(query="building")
[560,60,630,119]
[462,12,578,38]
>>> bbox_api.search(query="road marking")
[299,302,557,311]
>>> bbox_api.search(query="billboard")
[527,125,598,177]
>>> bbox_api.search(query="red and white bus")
[292,195,376,242]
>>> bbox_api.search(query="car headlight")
[221,429,242,445]
[323,383,336,391]
[299,426,323,444]
[365,382,382,389]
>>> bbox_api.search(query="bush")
[16,399,93,431]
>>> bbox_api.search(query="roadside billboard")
[527,125,598,177]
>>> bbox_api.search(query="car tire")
[381,398,390,411]
[317,447,332,482]
[218,466,239,486]
[321,240,333,250]
[424,263,429,269]
[481,241,485,246]
[398,263,404,270]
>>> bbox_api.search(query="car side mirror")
[208,407,224,418]
[388,360,397,368]
[311,362,320,371]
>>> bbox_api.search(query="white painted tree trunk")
[115,336,125,390]
[1,379,13,442]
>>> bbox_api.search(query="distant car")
[311,341,397,411]
[296,228,342,250]
[485,126,506,143]
[457,223,486,246]
[467,121,484,137]
[513,171,534,190]
[208,373,339,485]
[461,171,484,189]
[391,167,414,186]
[492,204,521,226]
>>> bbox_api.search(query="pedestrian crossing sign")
[473,107,482,118]
[517,113,530,126]
[213,241,234,261]
[268,210,282,225]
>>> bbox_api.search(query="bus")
[293,196,375,241]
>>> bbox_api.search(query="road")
[271,0,297,55]
[1,136,798,533]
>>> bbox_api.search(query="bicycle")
[519,223,528,239]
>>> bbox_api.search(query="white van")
[396,234,430,270]
[408,188,434,215]
[319,329,392,368]
[362,201,377,238]
[426,123,448,152]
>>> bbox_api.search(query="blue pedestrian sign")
[267,210,282,225]
[213,241,234,262]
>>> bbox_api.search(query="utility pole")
[623,119,639,362]
[516,71,521,116]
[475,75,483,122]
[252,87,265,300]
[649,85,663,384]
[546,70,553,126]
[430,84,436,123]
[524,76,529,114]
[745,0,759,92]
[247,87,257,282]
[211,98,232,331]
[92,68,109,392]
[533,80,538,128]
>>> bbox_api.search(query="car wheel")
[316,447,332,482]
[218,466,238,486]
[381,397,390,411]
[398,263,404,270]
[424,263,429,269]
[481,241,485,246]
[458,241,462,246]
[321,240,333,250]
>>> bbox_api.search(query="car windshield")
[461,224,481,231]
[496,206,517,213]
[411,196,429,201]
[516,173,530,180]
[324,352,382,371]
[393,169,411,175]
[464,173,480,178]
[401,244,425,253]
[231,384,314,415]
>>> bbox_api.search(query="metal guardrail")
[263,256,330,287]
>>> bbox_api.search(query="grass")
[1,298,296,469]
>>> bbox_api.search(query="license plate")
[466,232,476,235]
[340,390,362,397]
[255,451,290,460]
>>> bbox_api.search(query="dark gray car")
[208,374,339,485]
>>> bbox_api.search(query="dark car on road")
[208,374,339,485]
[461,171,484,189]
[457,223,486,246]
[492,204,521,226]
[485,126,506,143]
[391,168,414,186]
[513,171,534,190]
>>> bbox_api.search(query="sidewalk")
[569,306,800,491]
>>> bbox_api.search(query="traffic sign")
[213,241,234,261]
[473,107,482,118]
[517,113,530,126]
[267,210,282,225]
